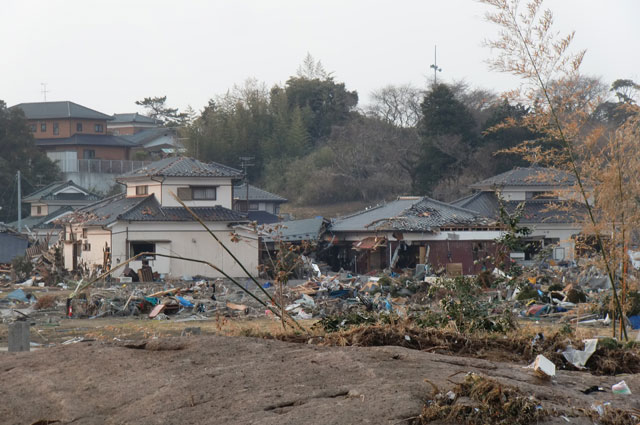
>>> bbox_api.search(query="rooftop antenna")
[41,83,49,102]
[429,45,442,85]
[239,156,254,212]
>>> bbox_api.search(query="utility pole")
[239,156,254,212]
[17,170,21,232]
[429,45,442,85]
[41,83,49,102]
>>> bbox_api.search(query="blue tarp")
[177,296,194,308]
[628,315,640,330]
[8,288,29,303]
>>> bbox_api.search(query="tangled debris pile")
[414,372,640,425]
[416,372,550,425]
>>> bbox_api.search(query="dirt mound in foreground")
[1,335,639,424]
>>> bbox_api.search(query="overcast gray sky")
[1,0,638,115]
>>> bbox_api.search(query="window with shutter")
[177,187,192,200]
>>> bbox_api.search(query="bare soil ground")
[281,200,370,219]
[1,332,639,425]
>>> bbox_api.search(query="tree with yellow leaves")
[480,0,640,340]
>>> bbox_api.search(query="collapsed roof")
[330,197,496,233]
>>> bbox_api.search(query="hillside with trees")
[158,54,635,210]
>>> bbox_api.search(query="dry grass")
[281,200,370,219]
[270,322,640,375]
[34,294,58,310]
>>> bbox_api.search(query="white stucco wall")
[125,178,163,200]
[160,177,234,209]
[30,203,48,216]
[497,185,582,202]
[79,227,111,270]
[109,221,258,278]
[526,223,581,260]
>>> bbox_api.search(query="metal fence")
[56,159,151,174]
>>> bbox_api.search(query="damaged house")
[453,166,586,262]
[61,157,259,278]
[327,197,501,275]
[10,180,101,244]
[233,183,288,224]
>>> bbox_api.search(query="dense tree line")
[0,101,60,223]
[180,55,537,204]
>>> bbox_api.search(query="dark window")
[53,122,59,135]
[130,241,155,259]
[95,123,104,132]
[177,187,192,201]
[192,186,217,200]
[36,206,42,215]
[76,122,83,132]
[40,122,46,132]
[136,185,148,195]
[82,243,91,251]
[82,228,87,238]
[83,150,95,159]
[29,124,36,132]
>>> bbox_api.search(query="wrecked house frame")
[454,166,588,263]
[326,197,502,275]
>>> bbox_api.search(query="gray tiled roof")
[69,193,148,226]
[23,181,100,202]
[470,166,576,189]
[247,211,280,225]
[454,191,586,224]
[111,113,159,124]
[330,197,493,233]
[122,127,176,145]
[12,101,113,120]
[69,193,247,226]
[233,183,287,202]
[118,156,243,179]
[8,206,74,230]
[262,217,326,242]
[451,191,499,218]
[35,134,139,148]
[118,195,247,222]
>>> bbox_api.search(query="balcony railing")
[56,159,151,174]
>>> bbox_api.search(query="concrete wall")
[60,171,120,193]
[109,221,259,278]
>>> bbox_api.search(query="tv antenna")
[41,83,49,101]
[429,45,442,85]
